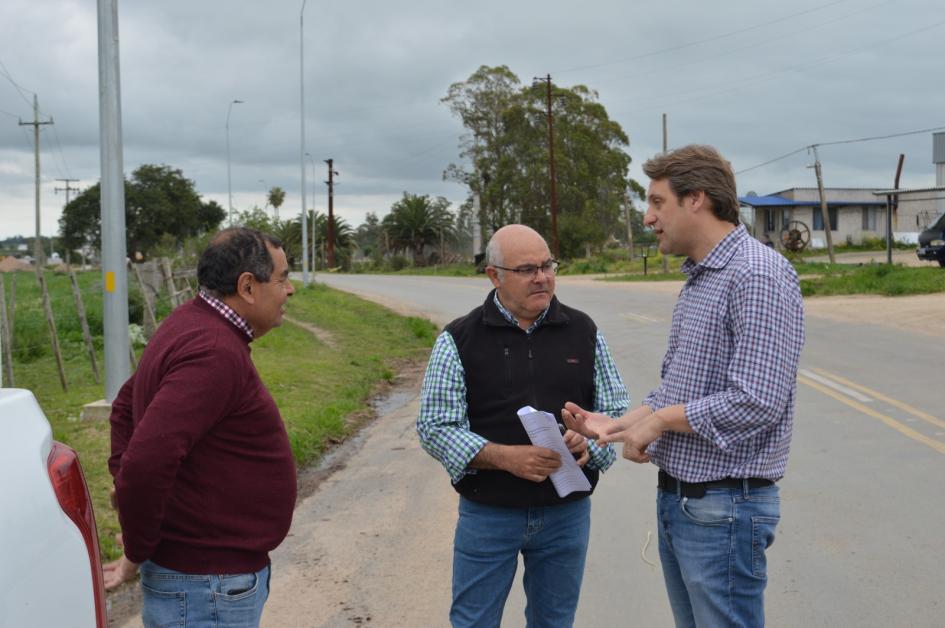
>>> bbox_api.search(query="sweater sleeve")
[108,374,136,479]
[114,338,245,564]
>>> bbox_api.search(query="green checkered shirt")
[417,294,630,483]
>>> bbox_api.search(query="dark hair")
[197,228,284,297]
[643,144,740,225]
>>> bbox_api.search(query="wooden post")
[161,258,179,309]
[0,274,14,386]
[131,262,158,337]
[68,267,100,383]
[36,270,68,391]
[662,113,670,274]
[8,271,16,345]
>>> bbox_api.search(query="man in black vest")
[417,224,630,627]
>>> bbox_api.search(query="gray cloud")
[2,0,943,240]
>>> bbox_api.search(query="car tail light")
[47,442,108,628]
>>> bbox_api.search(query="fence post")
[0,275,14,387]
[161,258,179,309]
[37,270,68,391]
[132,261,158,337]
[68,267,101,383]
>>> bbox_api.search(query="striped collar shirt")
[642,225,805,482]
[198,290,254,340]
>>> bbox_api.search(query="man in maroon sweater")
[103,228,297,627]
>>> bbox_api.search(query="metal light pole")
[306,152,317,271]
[97,0,129,401]
[225,99,243,226]
[258,179,269,211]
[298,0,310,286]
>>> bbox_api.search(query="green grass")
[3,275,437,561]
[799,263,945,296]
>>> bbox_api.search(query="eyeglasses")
[492,259,559,278]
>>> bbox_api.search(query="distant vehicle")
[0,389,108,627]
[916,212,945,267]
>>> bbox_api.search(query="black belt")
[658,470,775,498]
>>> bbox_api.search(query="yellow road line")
[797,375,945,456]
[809,367,945,431]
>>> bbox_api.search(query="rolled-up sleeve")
[587,331,631,471]
[416,332,487,483]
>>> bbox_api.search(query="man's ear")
[485,266,501,289]
[688,190,708,213]
[235,271,257,305]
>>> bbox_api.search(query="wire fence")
[0,259,194,389]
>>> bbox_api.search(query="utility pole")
[661,113,669,273]
[535,75,559,258]
[624,191,635,260]
[325,159,338,269]
[55,178,80,265]
[19,95,53,269]
[810,145,836,264]
[97,0,130,400]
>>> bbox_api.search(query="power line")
[0,57,34,109]
[735,125,945,175]
[588,0,891,90]
[608,15,945,116]
[554,0,852,75]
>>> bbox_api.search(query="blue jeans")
[657,483,780,628]
[139,560,270,628]
[451,496,591,628]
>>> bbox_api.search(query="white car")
[0,389,108,628]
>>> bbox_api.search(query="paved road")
[282,272,945,627]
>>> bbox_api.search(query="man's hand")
[561,402,622,440]
[102,554,139,590]
[472,443,561,482]
[562,429,590,467]
[596,406,691,464]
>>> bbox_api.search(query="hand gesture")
[562,429,590,467]
[561,402,621,440]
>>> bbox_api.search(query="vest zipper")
[527,336,537,406]
[504,345,512,383]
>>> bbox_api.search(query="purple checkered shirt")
[198,290,254,340]
[643,225,805,482]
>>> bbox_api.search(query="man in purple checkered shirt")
[564,145,804,627]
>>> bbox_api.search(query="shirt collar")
[681,223,747,276]
[199,290,254,340]
[492,291,549,334]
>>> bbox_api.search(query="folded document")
[517,406,592,498]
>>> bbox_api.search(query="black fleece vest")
[447,290,598,507]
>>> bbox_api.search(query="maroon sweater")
[109,297,296,573]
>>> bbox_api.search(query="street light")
[298,0,309,286]
[225,99,244,226]
[258,179,271,213]
[305,152,317,270]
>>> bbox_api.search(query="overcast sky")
[1,0,943,241]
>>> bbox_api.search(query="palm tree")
[311,211,355,270]
[383,193,455,265]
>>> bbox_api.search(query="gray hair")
[485,233,505,279]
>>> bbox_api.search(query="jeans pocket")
[140,577,187,627]
[751,516,780,579]
[216,572,259,600]
[679,493,734,526]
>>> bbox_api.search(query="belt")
[658,470,775,498]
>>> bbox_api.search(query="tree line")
[56,64,646,268]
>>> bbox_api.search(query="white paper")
[517,405,592,498]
